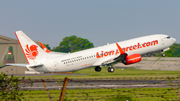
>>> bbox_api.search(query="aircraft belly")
[32,65,50,72]
[73,60,96,71]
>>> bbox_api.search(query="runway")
[19,79,180,90]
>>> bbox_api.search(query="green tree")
[0,73,26,101]
[164,43,180,57]
[154,43,180,57]
[0,61,5,69]
[52,35,94,53]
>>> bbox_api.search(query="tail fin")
[15,31,47,64]
[0,46,15,68]
[39,42,51,53]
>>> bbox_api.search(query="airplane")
[6,30,176,73]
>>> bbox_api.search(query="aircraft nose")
[172,37,176,43]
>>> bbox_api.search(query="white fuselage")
[32,34,176,72]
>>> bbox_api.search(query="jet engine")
[122,54,141,65]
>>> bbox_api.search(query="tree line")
[143,43,180,57]
[44,35,94,53]
[163,43,180,57]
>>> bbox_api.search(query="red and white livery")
[6,31,176,73]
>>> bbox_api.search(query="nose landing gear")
[161,50,165,57]
[161,53,165,57]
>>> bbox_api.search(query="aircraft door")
[161,37,165,45]
[53,61,58,70]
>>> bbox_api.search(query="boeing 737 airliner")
[6,31,176,73]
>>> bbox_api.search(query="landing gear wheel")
[161,50,165,57]
[95,66,101,72]
[161,53,165,57]
[107,67,115,73]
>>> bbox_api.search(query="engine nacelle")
[122,54,141,65]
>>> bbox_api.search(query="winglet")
[116,43,127,55]
[39,42,51,53]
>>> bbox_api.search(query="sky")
[0,1,180,48]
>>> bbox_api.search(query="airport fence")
[1,76,180,101]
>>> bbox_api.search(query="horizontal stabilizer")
[6,63,28,67]
[6,63,43,68]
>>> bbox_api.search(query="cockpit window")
[167,36,171,39]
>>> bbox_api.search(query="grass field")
[20,67,180,79]
[5,67,180,101]
[19,88,180,101]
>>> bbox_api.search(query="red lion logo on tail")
[25,44,38,60]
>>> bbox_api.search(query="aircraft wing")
[93,43,127,66]
[40,42,68,55]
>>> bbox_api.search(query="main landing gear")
[95,65,115,73]
[95,66,101,72]
[107,65,115,73]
